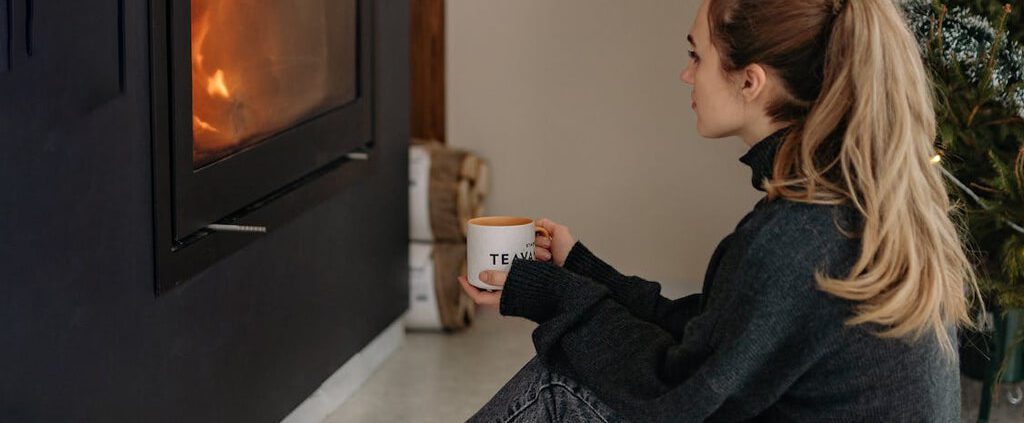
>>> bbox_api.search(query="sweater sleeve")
[500,228,842,422]
[561,241,702,339]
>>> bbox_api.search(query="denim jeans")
[467,356,629,422]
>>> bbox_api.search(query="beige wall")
[446,0,762,297]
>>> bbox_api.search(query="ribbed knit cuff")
[499,257,569,322]
[563,241,626,285]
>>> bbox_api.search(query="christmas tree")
[901,0,1024,309]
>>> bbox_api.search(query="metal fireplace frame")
[149,0,377,294]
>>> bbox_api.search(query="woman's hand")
[535,218,576,267]
[458,271,508,306]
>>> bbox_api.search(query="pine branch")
[939,164,1024,235]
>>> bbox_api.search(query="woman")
[457,0,983,421]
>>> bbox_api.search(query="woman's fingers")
[457,276,501,306]
[457,270,509,307]
[535,246,552,261]
[536,218,561,237]
[535,234,552,248]
[478,270,507,287]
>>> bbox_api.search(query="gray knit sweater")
[499,127,959,422]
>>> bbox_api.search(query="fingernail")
[479,271,488,282]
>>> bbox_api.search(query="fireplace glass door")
[191,0,357,167]
[157,0,373,241]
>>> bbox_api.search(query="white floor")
[324,305,1022,422]
[325,306,536,422]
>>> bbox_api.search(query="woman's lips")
[691,101,696,109]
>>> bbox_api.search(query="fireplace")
[1,0,408,419]
[151,0,376,293]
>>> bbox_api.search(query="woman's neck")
[740,120,792,147]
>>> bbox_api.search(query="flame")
[191,3,236,154]
[193,116,220,134]
[207,69,230,99]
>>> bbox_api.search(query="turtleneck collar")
[738,126,792,192]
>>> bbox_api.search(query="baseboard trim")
[281,314,406,423]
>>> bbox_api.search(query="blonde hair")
[709,0,983,359]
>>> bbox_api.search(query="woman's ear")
[739,64,769,103]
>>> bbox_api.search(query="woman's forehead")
[688,15,708,45]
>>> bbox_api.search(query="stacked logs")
[407,139,490,331]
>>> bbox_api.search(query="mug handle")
[535,226,551,240]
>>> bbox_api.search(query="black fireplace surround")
[0,1,409,421]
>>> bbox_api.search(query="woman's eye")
[687,50,699,62]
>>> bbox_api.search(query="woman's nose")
[680,66,693,85]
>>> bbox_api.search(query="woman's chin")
[693,114,726,138]
[694,120,703,137]
[694,122,731,140]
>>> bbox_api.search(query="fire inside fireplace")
[190,0,358,167]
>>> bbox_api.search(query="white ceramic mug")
[467,216,552,290]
